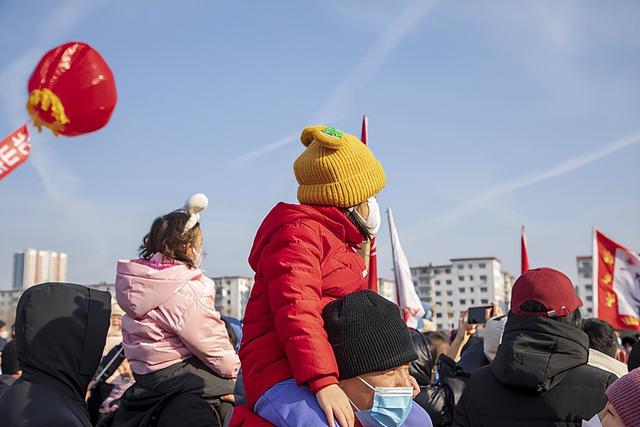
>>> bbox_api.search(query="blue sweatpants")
[254,378,433,427]
[254,378,328,427]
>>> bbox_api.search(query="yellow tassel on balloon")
[26,88,70,135]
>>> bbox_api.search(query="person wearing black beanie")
[322,290,433,427]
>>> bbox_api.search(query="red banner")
[0,125,31,181]
[521,225,530,274]
[594,230,640,330]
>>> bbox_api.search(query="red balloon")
[27,42,117,137]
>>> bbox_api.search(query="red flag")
[594,230,640,330]
[521,226,530,274]
[0,125,31,181]
[360,115,378,292]
[361,115,368,145]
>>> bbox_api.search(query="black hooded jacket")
[0,283,111,427]
[453,314,616,427]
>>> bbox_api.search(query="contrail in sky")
[417,128,640,231]
[227,0,438,167]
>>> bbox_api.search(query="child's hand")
[220,394,235,403]
[316,384,355,427]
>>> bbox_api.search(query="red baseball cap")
[511,268,583,317]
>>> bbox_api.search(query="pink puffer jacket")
[115,253,239,378]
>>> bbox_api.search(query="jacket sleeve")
[173,278,240,379]
[261,221,339,393]
[452,384,473,427]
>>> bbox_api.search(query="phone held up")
[467,305,494,325]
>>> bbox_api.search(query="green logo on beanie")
[321,127,343,139]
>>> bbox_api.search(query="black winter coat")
[453,314,616,427]
[409,329,436,386]
[0,283,111,427]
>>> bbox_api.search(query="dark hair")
[346,209,372,240]
[582,318,618,357]
[139,211,201,269]
[518,300,582,328]
[621,336,637,348]
[426,331,448,346]
[628,340,640,371]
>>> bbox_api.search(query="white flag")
[388,207,425,328]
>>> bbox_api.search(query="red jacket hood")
[248,202,365,271]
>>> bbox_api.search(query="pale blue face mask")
[350,376,414,427]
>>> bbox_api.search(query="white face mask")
[0,330,8,340]
[582,414,603,427]
[350,197,381,237]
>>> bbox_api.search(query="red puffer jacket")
[239,202,368,407]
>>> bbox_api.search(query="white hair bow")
[183,193,208,234]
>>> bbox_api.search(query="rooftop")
[450,257,500,262]
[411,264,452,270]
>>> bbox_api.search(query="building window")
[469,287,474,293]
[434,269,440,275]
[459,299,466,305]
[457,264,464,270]
[435,291,441,296]
[445,268,451,274]
[458,276,465,281]
[470,299,475,304]
[468,264,473,269]
[446,291,453,296]
[585,284,593,291]
[435,280,441,285]
[480,275,487,281]
[436,313,443,318]
[586,296,593,302]
[447,301,453,307]
[435,302,442,306]
[480,287,488,293]
[479,263,486,268]
[446,280,452,285]
[481,299,489,304]
[469,275,474,281]
[458,287,465,293]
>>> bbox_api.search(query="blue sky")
[1,0,639,289]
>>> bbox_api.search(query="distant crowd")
[1,125,639,427]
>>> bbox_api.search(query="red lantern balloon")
[27,42,117,136]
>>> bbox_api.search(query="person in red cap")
[453,268,617,427]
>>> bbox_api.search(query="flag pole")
[592,227,599,319]
[360,114,378,292]
[387,208,401,306]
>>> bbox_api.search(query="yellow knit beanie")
[294,125,386,208]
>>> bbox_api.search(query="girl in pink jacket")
[115,194,240,423]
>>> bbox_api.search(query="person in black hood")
[453,268,617,427]
[0,282,111,427]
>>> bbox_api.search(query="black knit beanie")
[322,290,417,380]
